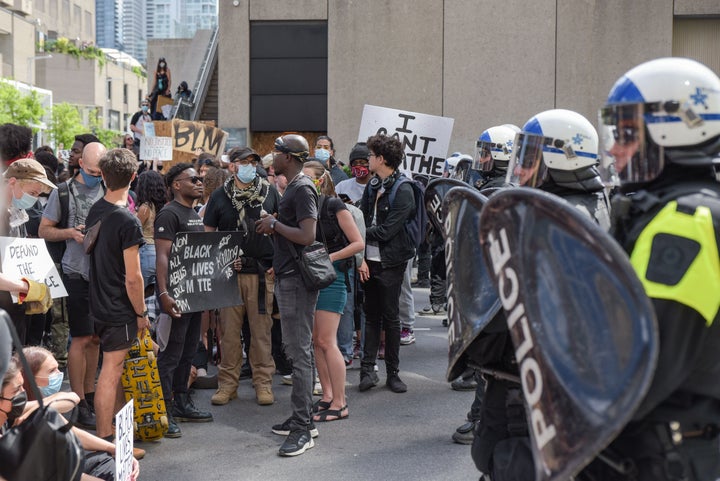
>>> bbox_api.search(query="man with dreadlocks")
[203,147,281,407]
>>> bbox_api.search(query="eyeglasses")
[176,175,203,184]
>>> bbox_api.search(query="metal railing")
[173,25,219,121]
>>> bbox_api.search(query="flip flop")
[312,399,332,413]
[313,405,349,422]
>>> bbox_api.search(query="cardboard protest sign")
[114,400,134,481]
[153,119,228,169]
[140,136,173,160]
[0,237,67,302]
[358,105,454,177]
[168,231,244,313]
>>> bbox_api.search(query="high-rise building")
[147,0,217,40]
[96,0,147,64]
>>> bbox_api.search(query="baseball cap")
[4,158,57,191]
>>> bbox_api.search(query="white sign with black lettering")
[115,399,134,481]
[357,105,454,177]
[140,136,173,160]
[0,237,67,302]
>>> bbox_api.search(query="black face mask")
[1,390,27,425]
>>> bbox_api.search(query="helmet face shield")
[473,140,495,172]
[506,133,550,187]
[599,103,663,186]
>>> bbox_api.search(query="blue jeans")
[275,274,319,431]
[139,243,156,286]
[337,268,355,360]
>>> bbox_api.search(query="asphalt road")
[137,287,480,481]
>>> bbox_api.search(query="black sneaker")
[386,373,408,393]
[358,371,379,392]
[451,376,478,391]
[271,418,319,438]
[172,393,214,422]
[278,429,315,457]
[76,399,96,429]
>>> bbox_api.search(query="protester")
[0,123,32,168]
[150,57,172,118]
[256,134,319,457]
[358,134,416,394]
[302,161,363,422]
[40,142,107,430]
[204,147,280,407]
[1,357,141,480]
[334,142,371,205]
[1,158,56,342]
[314,136,348,186]
[135,170,167,286]
[155,163,214,438]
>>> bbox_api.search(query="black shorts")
[63,274,93,337]
[96,322,135,353]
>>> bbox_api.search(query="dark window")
[250,21,327,132]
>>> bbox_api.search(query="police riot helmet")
[474,125,517,174]
[507,109,603,192]
[599,57,720,189]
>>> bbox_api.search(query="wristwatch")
[270,218,278,231]
[136,309,148,318]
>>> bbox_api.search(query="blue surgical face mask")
[314,148,331,162]
[80,168,102,188]
[141,105,149,113]
[39,372,64,397]
[236,164,257,184]
[12,190,39,210]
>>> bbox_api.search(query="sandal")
[312,399,332,413]
[313,405,349,422]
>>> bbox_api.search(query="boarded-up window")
[250,21,328,132]
[673,18,720,77]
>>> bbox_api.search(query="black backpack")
[387,173,428,250]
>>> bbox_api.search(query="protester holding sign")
[155,163,214,438]
[1,157,57,343]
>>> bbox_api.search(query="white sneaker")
[281,374,293,385]
[313,382,323,396]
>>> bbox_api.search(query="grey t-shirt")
[334,178,367,204]
[42,179,105,280]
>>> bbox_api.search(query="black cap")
[228,146,261,163]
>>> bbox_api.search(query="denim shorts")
[315,262,348,314]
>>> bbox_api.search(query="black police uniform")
[580,168,720,481]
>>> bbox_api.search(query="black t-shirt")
[317,195,349,254]
[154,199,205,242]
[87,199,144,327]
[203,183,281,271]
[273,174,318,276]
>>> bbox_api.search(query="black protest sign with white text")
[168,231,244,313]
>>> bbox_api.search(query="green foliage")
[131,66,147,80]
[0,81,46,131]
[48,102,85,148]
[43,37,107,69]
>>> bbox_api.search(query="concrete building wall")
[554,0,674,132]
[218,0,719,157]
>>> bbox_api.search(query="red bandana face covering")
[351,166,370,179]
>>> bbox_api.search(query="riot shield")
[478,188,658,481]
[443,186,503,381]
[424,178,467,233]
